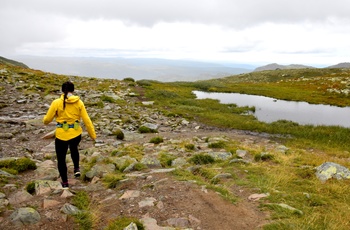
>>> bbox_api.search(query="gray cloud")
[2,0,350,27]
[1,0,350,64]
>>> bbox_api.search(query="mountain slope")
[0,56,28,68]
[254,63,314,72]
[326,62,350,68]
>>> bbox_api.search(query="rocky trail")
[0,73,277,229]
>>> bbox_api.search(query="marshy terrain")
[1,60,350,229]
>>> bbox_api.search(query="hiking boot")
[74,168,81,178]
[61,182,69,189]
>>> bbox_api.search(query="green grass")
[105,217,144,230]
[113,128,125,140]
[139,74,350,229]
[158,153,177,167]
[189,153,215,165]
[142,79,350,153]
[0,157,37,174]
[102,173,125,188]
[71,191,94,230]
[149,136,163,144]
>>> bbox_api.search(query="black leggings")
[55,135,81,183]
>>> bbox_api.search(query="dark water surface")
[194,91,350,128]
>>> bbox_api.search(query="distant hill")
[10,56,252,82]
[254,63,315,72]
[0,56,28,68]
[326,62,350,69]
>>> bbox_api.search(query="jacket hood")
[60,94,80,103]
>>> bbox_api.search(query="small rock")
[0,133,14,139]
[43,199,61,209]
[248,193,270,201]
[138,197,157,208]
[236,149,248,158]
[119,190,141,200]
[166,217,190,228]
[61,203,81,215]
[8,191,33,205]
[124,222,138,230]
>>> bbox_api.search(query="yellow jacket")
[43,94,96,141]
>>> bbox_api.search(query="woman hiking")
[43,81,96,189]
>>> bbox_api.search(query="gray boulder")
[141,156,162,168]
[10,207,41,226]
[315,162,350,182]
[207,151,232,161]
[61,203,81,215]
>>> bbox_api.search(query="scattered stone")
[141,122,159,132]
[142,101,154,106]
[181,119,190,125]
[266,203,303,215]
[229,159,250,164]
[61,203,81,215]
[61,189,74,198]
[119,190,141,200]
[112,156,137,169]
[124,222,138,230]
[236,149,248,158]
[41,130,55,139]
[207,151,232,160]
[315,162,350,182]
[138,197,157,208]
[248,193,270,201]
[166,217,190,228]
[85,163,116,179]
[171,157,187,167]
[35,166,59,180]
[141,217,175,230]
[43,199,61,209]
[141,156,162,168]
[212,173,232,181]
[34,180,62,195]
[40,141,56,153]
[8,191,33,205]
[10,207,41,226]
[276,145,289,154]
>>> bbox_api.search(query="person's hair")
[61,81,74,109]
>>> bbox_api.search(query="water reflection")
[193,91,350,128]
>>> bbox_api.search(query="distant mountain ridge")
[2,55,350,80]
[253,62,350,72]
[10,56,252,82]
[253,63,314,72]
[326,62,350,69]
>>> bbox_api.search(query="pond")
[193,91,350,128]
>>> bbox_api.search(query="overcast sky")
[1,0,350,66]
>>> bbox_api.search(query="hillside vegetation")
[1,62,350,229]
[0,56,28,69]
[139,68,350,152]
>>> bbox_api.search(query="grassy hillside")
[138,67,350,152]
[0,56,28,68]
[193,68,350,106]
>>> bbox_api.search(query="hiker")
[43,81,96,189]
